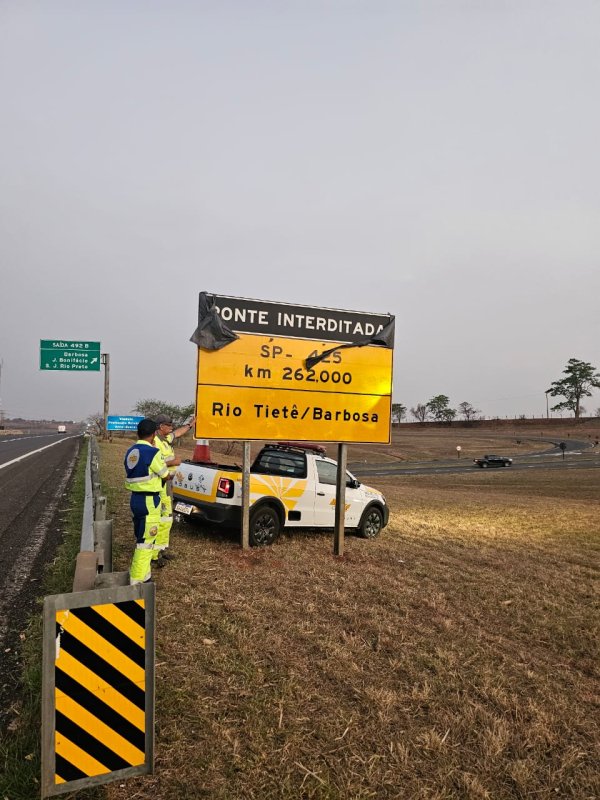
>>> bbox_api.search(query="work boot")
[161,549,176,561]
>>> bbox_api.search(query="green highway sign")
[40,339,101,371]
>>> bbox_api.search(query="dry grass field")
[97,427,599,800]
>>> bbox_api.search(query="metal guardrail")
[42,434,155,797]
[73,435,125,591]
[80,436,95,551]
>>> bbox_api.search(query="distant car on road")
[474,454,513,468]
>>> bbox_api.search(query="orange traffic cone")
[192,438,211,462]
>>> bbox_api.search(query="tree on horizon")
[410,403,428,422]
[427,395,456,424]
[458,401,481,422]
[547,359,600,419]
[392,403,407,422]
[132,398,195,424]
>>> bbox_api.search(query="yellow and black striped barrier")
[41,583,155,797]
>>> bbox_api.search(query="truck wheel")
[482,462,488,468]
[359,506,383,539]
[249,505,280,547]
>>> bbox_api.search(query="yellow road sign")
[196,381,391,442]
[193,295,394,444]
[198,334,392,395]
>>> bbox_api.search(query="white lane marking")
[0,435,79,470]
[530,451,583,457]
[0,434,65,444]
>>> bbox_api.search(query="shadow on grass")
[176,518,365,550]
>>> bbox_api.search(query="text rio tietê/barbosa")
[211,402,379,423]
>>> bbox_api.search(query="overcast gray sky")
[1,0,599,423]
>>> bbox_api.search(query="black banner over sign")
[210,294,394,345]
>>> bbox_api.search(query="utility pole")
[101,354,110,440]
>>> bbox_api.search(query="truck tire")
[358,505,383,539]
[482,462,488,468]
[249,505,280,547]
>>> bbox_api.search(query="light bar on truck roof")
[267,441,327,455]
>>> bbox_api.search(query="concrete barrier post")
[94,495,107,521]
[93,519,113,573]
[72,551,99,592]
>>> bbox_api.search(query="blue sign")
[107,415,144,431]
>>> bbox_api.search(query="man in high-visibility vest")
[124,418,171,584]
[152,413,195,565]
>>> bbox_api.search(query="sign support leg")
[333,443,347,557]
[241,441,250,550]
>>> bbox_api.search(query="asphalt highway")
[349,439,600,478]
[0,431,75,466]
[0,432,82,726]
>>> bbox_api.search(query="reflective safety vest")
[124,440,169,493]
[155,432,177,476]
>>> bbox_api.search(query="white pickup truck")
[172,442,389,546]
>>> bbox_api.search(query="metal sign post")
[241,442,251,550]
[102,354,110,440]
[333,444,348,556]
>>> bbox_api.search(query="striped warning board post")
[41,583,155,797]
